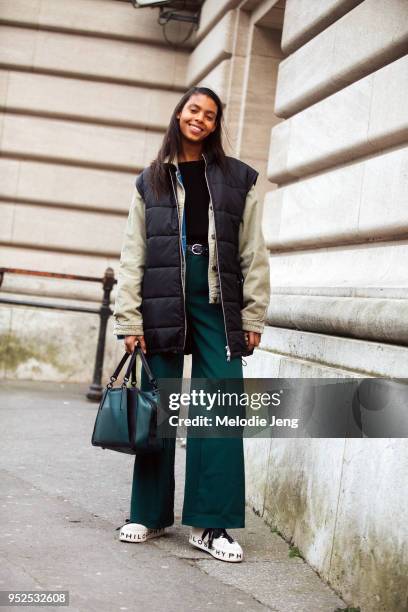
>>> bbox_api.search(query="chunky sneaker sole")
[189,530,243,563]
[119,523,165,543]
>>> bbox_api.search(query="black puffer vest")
[136,152,258,361]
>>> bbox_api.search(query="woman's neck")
[178,141,204,163]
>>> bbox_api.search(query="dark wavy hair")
[149,86,228,198]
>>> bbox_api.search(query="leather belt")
[186,243,209,256]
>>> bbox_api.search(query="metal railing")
[0,267,116,402]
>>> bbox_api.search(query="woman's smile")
[189,124,204,135]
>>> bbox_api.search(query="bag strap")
[130,355,137,387]
[137,345,158,390]
[107,352,130,387]
[123,349,137,385]
[123,344,158,390]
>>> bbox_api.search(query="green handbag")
[91,346,164,454]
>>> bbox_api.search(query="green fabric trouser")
[130,249,245,529]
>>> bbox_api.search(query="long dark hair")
[149,86,227,198]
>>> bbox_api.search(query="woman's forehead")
[185,93,218,112]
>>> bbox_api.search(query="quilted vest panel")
[136,155,258,360]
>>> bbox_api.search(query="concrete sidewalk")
[0,381,346,612]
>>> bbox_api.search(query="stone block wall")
[245,1,408,610]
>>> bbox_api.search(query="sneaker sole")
[119,527,165,543]
[189,534,243,563]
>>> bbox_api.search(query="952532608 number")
[0,591,69,606]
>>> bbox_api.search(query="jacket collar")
[163,150,213,169]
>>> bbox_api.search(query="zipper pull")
[225,345,231,362]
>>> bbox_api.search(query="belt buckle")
[191,243,203,255]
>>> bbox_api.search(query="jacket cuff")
[113,324,144,337]
[242,319,265,334]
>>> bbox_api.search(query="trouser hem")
[182,515,245,529]
[129,518,174,529]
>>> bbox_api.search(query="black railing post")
[86,267,115,402]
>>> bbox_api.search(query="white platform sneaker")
[189,527,244,562]
[117,520,166,543]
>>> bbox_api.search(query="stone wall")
[245,1,408,611]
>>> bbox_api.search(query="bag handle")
[123,344,158,390]
[130,354,137,387]
[107,352,131,388]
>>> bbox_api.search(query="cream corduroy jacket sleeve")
[112,187,146,337]
[238,184,271,334]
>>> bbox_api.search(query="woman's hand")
[245,331,261,351]
[124,335,147,354]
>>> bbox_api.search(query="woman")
[113,86,270,563]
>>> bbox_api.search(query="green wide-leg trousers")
[129,250,245,529]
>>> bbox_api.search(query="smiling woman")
[177,95,218,139]
[112,85,270,563]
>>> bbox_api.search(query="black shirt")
[178,159,209,244]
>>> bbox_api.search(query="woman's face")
[176,93,218,144]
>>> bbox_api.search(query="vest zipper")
[169,168,187,351]
[202,154,231,362]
